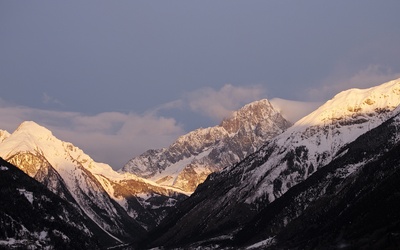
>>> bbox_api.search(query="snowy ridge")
[295,78,400,127]
[240,78,400,203]
[122,99,291,192]
[0,121,185,193]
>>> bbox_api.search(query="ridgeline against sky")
[1,1,400,168]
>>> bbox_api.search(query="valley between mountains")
[1,78,400,249]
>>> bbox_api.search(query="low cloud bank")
[184,84,266,121]
[4,74,399,170]
[155,84,267,122]
[0,84,266,170]
[0,103,184,169]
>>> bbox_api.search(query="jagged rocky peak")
[172,126,228,154]
[220,99,288,134]
[169,100,284,154]
[122,98,291,192]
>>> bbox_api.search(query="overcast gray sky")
[1,1,400,169]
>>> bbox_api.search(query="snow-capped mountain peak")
[15,120,52,134]
[0,121,56,158]
[0,121,118,180]
[269,78,400,177]
[220,99,281,134]
[295,78,400,127]
[122,98,291,192]
[258,78,400,201]
[0,121,186,242]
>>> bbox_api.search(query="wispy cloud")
[42,92,64,106]
[181,84,266,121]
[308,65,400,101]
[150,99,184,114]
[270,98,322,123]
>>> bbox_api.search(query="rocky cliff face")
[122,99,291,192]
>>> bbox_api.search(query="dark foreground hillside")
[0,158,101,249]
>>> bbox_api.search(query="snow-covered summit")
[220,99,283,134]
[0,121,57,159]
[15,120,53,134]
[272,78,400,170]
[295,78,400,127]
[0,121,126,180]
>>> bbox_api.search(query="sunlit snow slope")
[248,78,400,203]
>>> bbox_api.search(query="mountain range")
[143,78,400,249]
[1,78,400,249]
[0,95,290,248]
